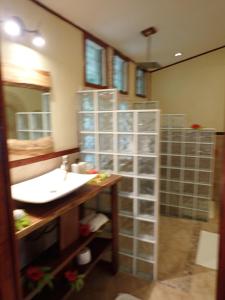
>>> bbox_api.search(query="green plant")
[64,270,84,292]
[26,266,54,292]
[15,214,30,231]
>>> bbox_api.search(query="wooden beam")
[2,63,51,91]
[0,60,22,299]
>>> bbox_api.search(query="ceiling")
[36,0,225,68]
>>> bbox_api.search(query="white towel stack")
[81,213,109,232]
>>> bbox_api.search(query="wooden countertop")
[15,174,122,239]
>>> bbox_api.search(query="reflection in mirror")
[3,85,53,161]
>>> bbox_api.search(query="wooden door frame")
[217,143,225,300]
[0,60,21,299]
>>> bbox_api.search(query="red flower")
[80,224,91,237]
[65,271,77,283]
[87,169,98,174]
[191,124,201,129]
[26,267,44,282]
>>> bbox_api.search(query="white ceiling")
[36,0,225,68]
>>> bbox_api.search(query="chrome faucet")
[60,155,69,180]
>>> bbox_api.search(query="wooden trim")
[30,0,86,31]
[151,44,225,73]
[30,0,135,64]
[9,147,79,168]
[113,49,130,63]
[119,91,128,95]
[2,63,51,90]
[217,139,225,300]
[216,132,225,135]
[3,81,50,92]
[0,61,22,299]
[84,31,108,49]
[84,82,108,90]
[30,0,225,75]
[136,94,147,98]
[112,48,135,64]
[83,32,109,89]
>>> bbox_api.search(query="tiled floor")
[69,201,219,300]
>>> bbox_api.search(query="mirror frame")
[2,63,51,91]
[9,147,79,168]
[2,63,80,168]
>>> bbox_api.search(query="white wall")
[0,0,84,150]
[151,48,225,131]
[0,0,150,183]
[0,0,151,153]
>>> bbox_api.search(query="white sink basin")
[11,168,96,204]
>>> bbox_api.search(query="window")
[113,52,128,93]
[85,35,107,87]
[136,68,146,97]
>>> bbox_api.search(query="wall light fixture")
[1,16,46,48]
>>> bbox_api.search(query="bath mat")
[196,230,219,270]
[115,294,141,300]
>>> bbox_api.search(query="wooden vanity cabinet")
[15,175,121,300]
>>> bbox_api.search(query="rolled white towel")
[88,213,109,232]
[115,294,140,300]
[80,212,96,225]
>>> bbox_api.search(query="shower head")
[137,61,161,70]
[137,26,161,71]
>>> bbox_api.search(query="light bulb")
[3,17,23,37]
[32,34,46,47]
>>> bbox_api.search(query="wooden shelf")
[19,174,121,300]
[23,230,109,300]
[79,238,112,277]
[28,238,112,300]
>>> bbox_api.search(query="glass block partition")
[117,100,159,110]
[16,93,51,140]
[78,89,160,280]
[161,114,187,129]
[160,128,216,221]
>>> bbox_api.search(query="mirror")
[4,85,51,139]
[2,63,54,162]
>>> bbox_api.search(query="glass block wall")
[117,99,159,110]
[16,93,51,140]
[78,89,160,280]
[160,127,215,221]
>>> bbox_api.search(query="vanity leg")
[111,183,119,274]
[59,207,79,251]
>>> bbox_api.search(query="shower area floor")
[68,202,219,300]
[158,209,219,280]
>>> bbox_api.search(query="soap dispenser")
[60,155,69,171]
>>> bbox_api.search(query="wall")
[0,0,84,150]
[151,48,225,131]
[0,0,149,183]
[0,0,150,151]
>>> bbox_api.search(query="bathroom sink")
[11,168,97,204]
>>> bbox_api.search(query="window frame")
[113,50,129,95]
[135,67,147,98]
[84,33,108,89]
